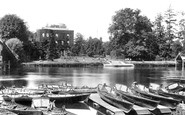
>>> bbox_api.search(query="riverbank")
[22,57,178,68]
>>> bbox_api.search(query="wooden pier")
[85,94,172,115]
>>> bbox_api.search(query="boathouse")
[175,53,185,67]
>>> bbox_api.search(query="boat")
[38,82,73,94]
[103,60,134,67]
[165,83,185,92]
[0,99,43,115]
[131,82,180,109]
[64,86,97,94]
[39,83,96,94]
[2,93,90,104]
[149,83,185,102]
[115,84,159,110]
[1,87,46,95]
[97,84,133,113]
[31,97,75,115]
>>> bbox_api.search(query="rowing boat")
[149,83,185,102]
[115,84,159,111]
[2,93,90,104]
[31,97,75,115]
[0,100,43,115]
[97,84,133,113]
[131,82,180,109]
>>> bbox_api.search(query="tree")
[160,6,178,60]
[85,37,104,57]
[0,14,29,42]
[108,8,155,60]
[47,30,58,60]
[5,38,26,62]
[71,33,86,56]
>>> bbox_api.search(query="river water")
[0,66,184,114]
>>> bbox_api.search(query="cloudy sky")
[0,0,184,41]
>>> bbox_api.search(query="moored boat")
[1,87,45,95]
[2,93,90,104]
[165,83,185,92]
[97,84,133,113]
[0,100,43,115]
[131,82,180,109]
[103,60,134,67]
[149,83,185,102]
[65,86,97,94]
[31,97,75,115]
[115,84,159,111]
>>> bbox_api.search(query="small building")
[175,53,185,67]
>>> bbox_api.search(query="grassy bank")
[22,57,178,68]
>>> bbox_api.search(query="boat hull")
[132,85,180,109]
[3,93,90,104]
[115,84,159,110]
[97,84,133,113]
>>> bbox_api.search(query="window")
[42,33,45,37]
[46,33,49,37]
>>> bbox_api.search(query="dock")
[85,94,172,115]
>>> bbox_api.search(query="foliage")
[71,33,86,56]
[85,37,104,57]
[108,8,156,60]
[5,38,26,62]
[47,30,58,60]
[23,41,41,61]
[0,14,28,42]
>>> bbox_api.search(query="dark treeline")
[1,7,185,62]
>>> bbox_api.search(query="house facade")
[35,27,74,47]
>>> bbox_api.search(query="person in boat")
[47,100,56,111]
[131,82,138,89]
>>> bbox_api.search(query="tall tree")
[71,33,86,56]
[0,14,29,42]
[108,8,155,60]
[162,6,178,59]
[47,30,58,60]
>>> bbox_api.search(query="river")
[0,66,184,114]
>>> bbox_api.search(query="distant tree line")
[1,6,185,62]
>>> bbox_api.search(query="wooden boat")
[38,83,73,94]
[131,82,180,109]
[165,83,185,92]
[97,84,133,113]
[45,93,90,103]
[149,83,185,102]
[3,93,90,104]
[0,100,43,115]
[1,87,45,95]
[103,60,134,67]
[39,83,96,94]
[31,97,75,115]
[63,86,97,94]
[115,84,159,110]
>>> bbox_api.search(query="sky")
[0,0,184,41]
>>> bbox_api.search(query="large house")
[35,27,74,46]
[34,27,74,56]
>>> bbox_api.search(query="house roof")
[175,53,185,60]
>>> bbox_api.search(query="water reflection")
[0,66,185,114]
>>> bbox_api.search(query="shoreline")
[22,58,178,68]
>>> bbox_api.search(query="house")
[175,53,185,67]
[34,27,74,56]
